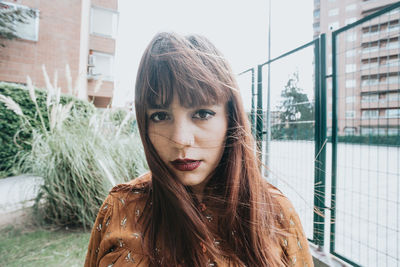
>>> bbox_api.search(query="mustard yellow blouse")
[84,173,314,267]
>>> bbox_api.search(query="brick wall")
[0,0,82,93]
[89,35,115,54]
[87,80,113,97]
[1,0,118,106]
[91,0,117,10]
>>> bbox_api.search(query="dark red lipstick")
[171,158,201,171]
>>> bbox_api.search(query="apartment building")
[313,0,399,136]
[0,0,118,108]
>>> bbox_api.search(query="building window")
[346,50,356,57]
[345,17,357,25]
[88,51,115,81]
[346,96,356,103]
[90,6,118,38]
[361,77,379,86]
[328,112,332,119]
[346,33,357,42]
[344,127,356,135]
[345,110,356,118]
[362,109,379,119]
[361,59,378,70]
[345,64,356,73]
[389,8,400,15]
[328,8,339,17]
[346,79,356,88]
[314,9,320,19]
[362,25,379,37]
[388,92,400,102]
[329,21,339,31]
[313,22,320,32]
[362,44,379,54]
[361,127,378,136]
[387,40,400,50]
[386,109,400,118]
[388,128,399,136]
[361,94,379,102]
[0,2,39,41]
[385,57,399,67]
[387,22,400,33]
[346,4,357,12]
[386,75,399,84]
[378,128,386,135]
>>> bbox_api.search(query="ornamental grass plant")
[0,81,94,178]
[0,66,147,228]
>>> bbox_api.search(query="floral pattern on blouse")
[84,173,314,267]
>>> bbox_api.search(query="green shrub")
[1,79,147,228]
[0,82,94,178]
[329,135,400,146]
[18,110,147,228]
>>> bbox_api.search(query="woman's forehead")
[146,86,225,109]
[147,93,225,110]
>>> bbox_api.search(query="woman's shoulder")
[109,172,152,195]
[85,173,152,267]
[267,183,294,213]
[102,172,152,210]
[263,180,294,214]
[263,180,314,266]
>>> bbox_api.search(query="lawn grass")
[0,225,91,267]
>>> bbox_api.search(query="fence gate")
[239,36,328,248]
[239,2,400,266]
[330,3,400,266]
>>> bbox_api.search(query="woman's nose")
[170,118,194,149]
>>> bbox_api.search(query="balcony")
[361,82,399,92]
[361,1,399,16]
[359,117,400,126]
[360,63,400,75]
[87,80,114,98]
[361,99,400,109]
[361,27,399,43]
[361,45,400,60]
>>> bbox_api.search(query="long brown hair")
[135,32,284,266]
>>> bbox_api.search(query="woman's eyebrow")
[147,105,169,110]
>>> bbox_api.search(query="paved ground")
[0,175,43,227]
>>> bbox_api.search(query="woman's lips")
[171,159,201,171]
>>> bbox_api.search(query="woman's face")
[147,94,228,195]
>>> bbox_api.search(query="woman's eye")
[149,112,170,122]
[193,109,216,120]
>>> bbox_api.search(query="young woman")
[85,32,313,267]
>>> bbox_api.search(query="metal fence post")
[330,30,338,256]
[313,34,327,247]
[251,68,256,136]
[238,68,256,136]
[256,64,264,162]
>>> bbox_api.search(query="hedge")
[0,82,94,178]
[333,135,400,146]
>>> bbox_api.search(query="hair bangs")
[145,53,231,109]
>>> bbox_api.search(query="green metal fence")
[330,3,400,266]
[240,37,327,247]
[238,2,400,266]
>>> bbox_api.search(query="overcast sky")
[113,0,314,110]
